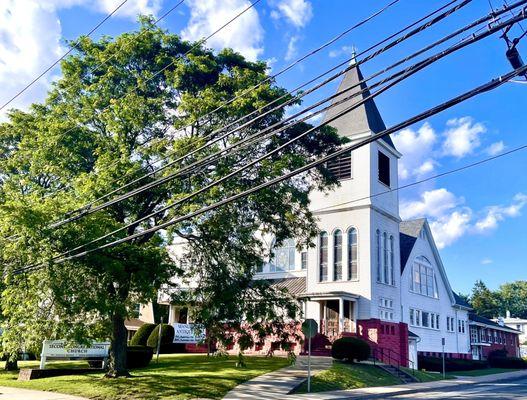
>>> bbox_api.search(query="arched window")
[319,232,328,281]
[348,228,358,280]
[376,229,381,282]
[270,238,295,272]
[333,230,342,280]
[410,256,438,298]
[383,232,388,284]
[389,235,395,285]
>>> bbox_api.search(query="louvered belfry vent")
[327,150,351,180]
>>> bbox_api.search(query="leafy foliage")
[467,280,527,319]
[331,337,370,362]
[146,324,175,348]
[130,324,156,346]
[126,345,154,369]
[0,18,342,376]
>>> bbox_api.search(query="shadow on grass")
[0,355,289,400]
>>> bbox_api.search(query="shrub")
[489,357,527,369]
[331,337,370,362]
[130,323,156,346]
[126,345,153,369]
[488,348,508,360]
[146,323,175,349]
[418,356,487,372]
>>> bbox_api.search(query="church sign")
[172,323,206,344]
[40,340,110,369]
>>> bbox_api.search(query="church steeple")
[322,62,395,149]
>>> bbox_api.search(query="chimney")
[506,310,511,319]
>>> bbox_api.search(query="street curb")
[326,371,527,399]
[289,370,527,399]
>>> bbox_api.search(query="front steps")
[378,364,418,384]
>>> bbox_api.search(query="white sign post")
[40,340,110,369]
[172,323,206,344]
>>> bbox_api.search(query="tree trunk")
[106,311,131,378]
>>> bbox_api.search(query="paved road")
[389,377,527,399]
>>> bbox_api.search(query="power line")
[0,0,131,112]
[52,0,474,224]
[16,11,527,273]
[312,144,527,213]
[44,0,479,231]
[59,0,414,217]
[28,64,525,273]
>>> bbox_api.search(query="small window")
[301,251,308,270]
[327,151,351,180]
[378,151,390,186]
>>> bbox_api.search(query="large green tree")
[499,281,527,319]
[0,19,342,376]
[470,280,500,319]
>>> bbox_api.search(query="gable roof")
[399,218,426,271]
[469,313,522,333]
[322,62,396,149]
[452,291,472,309]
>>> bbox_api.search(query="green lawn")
[401,367,455,382]
[453,368,519,377]
[294,361,400,393]
[0,354,289,399]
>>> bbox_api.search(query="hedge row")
[418,356,488,372]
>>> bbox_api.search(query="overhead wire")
[15,8,527,273]
[48,0,475,226]
[25,63,527,273]
[312,144,527,213]
[0,0,131,112]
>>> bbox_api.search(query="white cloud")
[285,35,299,61]
[485,141,506,156]
[271,0,313,28]
[400,188,463,220]
[401,189,526,248]
[393,122,437,180]
[481,258,493,265]
[429,210,472,249]
[181,0,264,62]
[0,0,162,120]
[329,45,355,59]
[474,193,527,233]
[442,117,486,158]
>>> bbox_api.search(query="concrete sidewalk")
[0,386,88,400]
[224,360,527,400]
[223,356,332,399]
[287,369,527,399]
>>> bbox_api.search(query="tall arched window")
[348,228,358,280]
[376,229,381,282]
[410,256,437,298]
[383,232,388,284]
[270,238,296,272]
[319,232,328,281]
[389,235,395,285]
[333,230,342,281]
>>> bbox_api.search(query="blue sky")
[1,0,526,294]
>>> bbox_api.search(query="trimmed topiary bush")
[130,323,156,346]
[126,345,154,369]
[146,323,175,349]
[331,337,370,362]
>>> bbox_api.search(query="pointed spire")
[322,61,395,149]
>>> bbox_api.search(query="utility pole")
[442,337,446,379]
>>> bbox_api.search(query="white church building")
[160,62,475,366]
